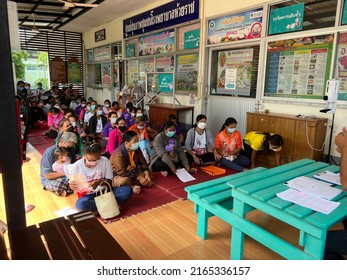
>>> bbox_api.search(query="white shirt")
[64,156,113,183]
[96,118,103,133]
[84,111,94,125]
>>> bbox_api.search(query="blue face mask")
[97,111,103,116]
[227,128,236,134]
[130,142,139,150]
[17,86,24,91]
[166,131,176,138]
[91,105,96,110]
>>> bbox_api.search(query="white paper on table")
[313,171,341,185]
[54,207,78,217]
[175,168,196,183]
[277,188,340,215]
[284,176,342,200]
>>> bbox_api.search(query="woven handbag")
[94,181,120,219]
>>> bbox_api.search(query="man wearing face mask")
[87,104,108,141]
[243,131,283,168]
[83,100,97,133]
[185,114,218,166]
[215,117,250,172]
[110,130,153,194]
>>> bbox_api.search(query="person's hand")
[335,127,347,153]
[69,181,78,191]
[213,150,222,161]
[171,166,177,174]
[80,132,87,137]
[193,155,201,166]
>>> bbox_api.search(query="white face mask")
[197,122,206,129]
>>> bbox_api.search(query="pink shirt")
[47,112,64,129]
[105,128,123,155]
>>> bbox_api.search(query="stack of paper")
[313,171,341,185]
[175,168,196,183]
[276,176,342,214]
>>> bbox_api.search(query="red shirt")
[215,129,242,154]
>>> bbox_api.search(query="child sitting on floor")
[52,147,71,173]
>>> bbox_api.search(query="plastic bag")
[68,173,93,196]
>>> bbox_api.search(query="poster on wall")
[127,60,139,87]
[158,73,174,93]
[67,60,81,83]
[176,53,199,91]
[214,49,253,96]
[51,57,67,84]
[184,29,200,49]
[101,62,112,86]
[156,56,174,72]
[87,49,93,63]
[268,3,304,35]
[138,30,174,56]
[335,32,347,100]
[207,8,263,44]
[126,44,135,58]
[265,34,334,99]
[94,45,111,62]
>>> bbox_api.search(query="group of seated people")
[38,96,284,217]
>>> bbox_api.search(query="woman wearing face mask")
[185,114,218,166]
[103,117,127,159]
[44,107,64,139]
[243,131,283,168]
[75,98,86,116]
[101,111,118,147]
[135,108,158,141]
[150,121,196,176]
[121,102,136,128]
[110,130,153,194]
[129,116,152,164]
[87,105,108,141]
[102,99,113,115]
[64,142,132,212]
[215,117,250,172]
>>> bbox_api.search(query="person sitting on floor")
[243,131,283,168]
[135,107,158,141]
[160,114,184,144]
[101,111,118,148]
[44,107,64,139]
[185,114,217,166]
[28,99,46,128]
[150,121,196,177]
[64,142,132,212]
[215,117,250,172]
[87,104,108,142]
[102,117,127,159]
[110,130,153,194]
[121,102,136,128]
[52,147,71,172]
[112,101,124,118]
[129,116,152,164]
[40,132,77,196]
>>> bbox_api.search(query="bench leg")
[196,206,213,240]
[231,226,244,260]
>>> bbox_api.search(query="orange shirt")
[215,129,242,154]
[129,123,149,141]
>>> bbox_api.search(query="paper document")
[277,189,340,215]
[313,171,341,185]
[176,168,196,183]
[284,176,342,200]
[55,207,78,217]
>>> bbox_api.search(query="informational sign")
[123,0,199,38]
[184,29,200,49]
[67,60,81,84]
[158,73,174,93]
[335,32,347,100]
[265,34,334,99]
[176,53,199,91]
[101,62,112,86]
[139,30,175,56]
[156,56,174,72]
[268,3,304,35]
[51,57,67,84]
[93,45,111,62]
[87,49,93,63]
[127,60,139,87]
[126,44,135,58]
[215,49,253,96]
[207,9,263,44]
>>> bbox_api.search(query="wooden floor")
[0,144,342,260]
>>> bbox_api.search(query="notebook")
[199,165,226,176]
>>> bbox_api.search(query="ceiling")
[12,0,158,33]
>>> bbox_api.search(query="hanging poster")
[94,45,111,62]
[158,73,174,93]
[94,63,101,85]
[176,53,199,91]
[126,43,135,58]
[87,49,93,63]
[51,57,67,84]
[335,32,347,100]
[156,56,174,72]
[184,29,200,49]
[101,62,112,86]
[207,8,263,44]
[67,61,81,83]
[215,49,253,96]
[265,34,334,99]
[139,58,154,74]
[139,30,175,56]
[127,60,139,87]
[268,3,304,35]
